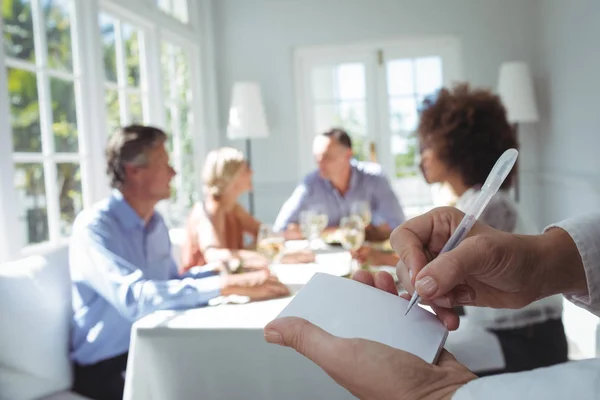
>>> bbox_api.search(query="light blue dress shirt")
[274,161,405,232]
[70,190,221,365]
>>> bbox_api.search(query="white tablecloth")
[124,249,504,399]
[124,252,357,400]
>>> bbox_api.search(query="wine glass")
[300,210,329,249]
[257,224,285,267]
[351,201,372,227]
[339,215,366,274]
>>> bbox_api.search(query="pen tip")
[404,306,410,316]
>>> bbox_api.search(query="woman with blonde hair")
[181,147,312,274]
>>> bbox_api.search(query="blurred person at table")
[273,128,405,242]
[358,83,567,375]
[69,126,289,400]
[181,147,314,274]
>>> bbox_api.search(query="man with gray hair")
[69,125,289,399]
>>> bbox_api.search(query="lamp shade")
[226,81,270,140]
[497,61,539,124]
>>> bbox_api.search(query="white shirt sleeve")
[548,213,600,315]
[453,359,600,400]
[453,214,600,399]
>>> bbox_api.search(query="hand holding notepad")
[264,272,476,399]
[275,273,448,363]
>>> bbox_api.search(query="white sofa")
[0,245,89,400]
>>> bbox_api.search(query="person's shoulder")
[354,161,385,178]
[72,197,114,232]
[302,170,321,186]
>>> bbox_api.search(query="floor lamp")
[498,61,539,202]
[226,81,270,216]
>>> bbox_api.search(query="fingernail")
[457,291,474,304]
[264,329,284,345]
[408,268,413,282]
[415,276,438,297]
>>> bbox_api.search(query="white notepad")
[277,273,448,363]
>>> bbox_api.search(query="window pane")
[50,77,78,152]
[162,42,191,103]
[391,134,418,177]
[387,59,414,96]
[180,105,195,207]
[2,0,36,62]
[389,97,418,132]
[157,0,171,13]
[314,101,367,160]
[314,102,368,137]
[173,45,190,103]
[337,63,365,100]
[128,92,142,123]
[415,57,442,97]
[105,88,120,135]
[180,101,191,142]
[312,63,365,102]
[160,42,172,98]
[99,14,117,82]
[314,102,337,134]
[122,24,140,87]
[57,162,82,236]
[44,0,73,71]
[165,105,174,151]
[172,0,188,23]
[337,101,366,136]
[14,163,48,244]
[312,67,335,101]
[8,67,41,152]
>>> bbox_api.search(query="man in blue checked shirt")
[70,125,288,400]
[274,129,405,241]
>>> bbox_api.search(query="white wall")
[536,0,600,226]
[210,0,541,224]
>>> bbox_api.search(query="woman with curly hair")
[417,83,567,375]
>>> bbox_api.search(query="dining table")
[124,241,504,399]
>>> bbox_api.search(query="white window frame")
[0,0,211,260]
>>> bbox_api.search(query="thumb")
[414,236,487,300]
[264,317,340,367]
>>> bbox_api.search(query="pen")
[405,148,519,315]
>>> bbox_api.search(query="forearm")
[126,276,222,318]
[535,227,587,299]
[204,248,268,268]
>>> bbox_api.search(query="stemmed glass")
[257,224,285,268]
[339,215,366,274]
[300,209,328,249]
[351,201,372,227]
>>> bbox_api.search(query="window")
[0,0,206,259]
[99,13,145,134]
[311,63,369,160]
[160,40,196,226]
[3,0,83,246]
[154,0,188,24]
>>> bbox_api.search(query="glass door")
[377,38,462,217]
